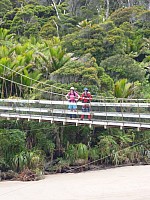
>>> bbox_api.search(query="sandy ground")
[0,165,150,200]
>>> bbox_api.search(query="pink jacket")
[66,91,79,102]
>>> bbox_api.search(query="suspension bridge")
[0,98,150,129]
[0,64,150,129]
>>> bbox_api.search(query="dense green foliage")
[0,120,150,175]
[0,0,150,178]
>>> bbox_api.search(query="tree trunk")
[51,0,61,20]
[127,0,131,7]
[117,0,124,7]
[106,0,109,19]
[53,19,59,38]
[127,0,134,7]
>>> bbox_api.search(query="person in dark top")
[80,88,92,120]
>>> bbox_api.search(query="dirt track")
[0,165,150,200]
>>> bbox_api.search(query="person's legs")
[70,112,73,118]
[81,105,86,120]
[72,105,77,118]
[80,104,91,120]
[86,106,91,120]
[81,114,84,120]
[68,104,73,118]
[88,114,91,120]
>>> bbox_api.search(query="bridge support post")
[104,125,107,129]
[120,126,123,130]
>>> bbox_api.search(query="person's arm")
[89,93,92,101]
[77,93,80,100]
[80,93,84,101]
[65,93,69,100]
[75,92,80,101]
[85,93,92,101]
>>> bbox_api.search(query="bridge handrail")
[0,99,150,107]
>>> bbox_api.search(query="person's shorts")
[68,104,77,110]
[82,104,90,112]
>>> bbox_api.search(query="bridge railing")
[0,98,150,128]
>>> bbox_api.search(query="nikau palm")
[114,79,137,98]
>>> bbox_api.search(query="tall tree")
[105,0,110,19]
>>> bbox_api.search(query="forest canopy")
[0,0,150,180]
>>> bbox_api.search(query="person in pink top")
[65,87,80,118]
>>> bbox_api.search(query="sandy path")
[0,165,150,200]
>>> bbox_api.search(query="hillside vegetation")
[0,0,150,181]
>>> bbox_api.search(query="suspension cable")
[1,64,150,102]
[0,75,65,97]
[0,64,68,92]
